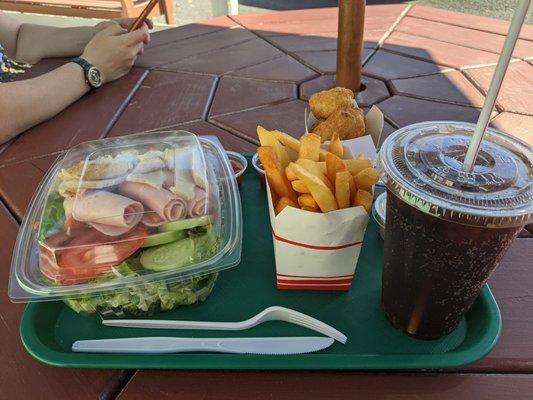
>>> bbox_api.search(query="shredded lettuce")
[38,193,65,241]
[64,261,217,317]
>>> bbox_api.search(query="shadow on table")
[132,19,492,148]
[5,10,509,164]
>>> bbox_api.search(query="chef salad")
[37,143,223,315]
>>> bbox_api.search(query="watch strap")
[71,57,100,89]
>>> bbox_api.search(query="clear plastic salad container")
[9,131,242,317]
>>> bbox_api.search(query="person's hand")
[81,23,150,84]
[114,17,154,32]
[93,18,153,42]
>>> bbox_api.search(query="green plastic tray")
[20,156,501,370]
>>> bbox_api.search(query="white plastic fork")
[102,306,347,343]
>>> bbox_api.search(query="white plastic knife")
[72,336,334,355]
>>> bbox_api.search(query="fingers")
[99,22,126,37]
[119,24,150,46]
[132,41,144,57]
[144,19,154,29]
[115,17,154,30]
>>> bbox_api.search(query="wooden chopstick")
[128,0,159,32]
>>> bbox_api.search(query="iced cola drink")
[377,122,532,339]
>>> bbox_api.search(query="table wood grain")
[116,371,533,400]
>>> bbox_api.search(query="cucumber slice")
[142,230,186,248]
[141,227,219,272]
[140,237,195,271]
[158,215,211,233]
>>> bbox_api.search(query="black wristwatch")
[71,57,103,89]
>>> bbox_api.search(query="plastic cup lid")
[378,121,532,227]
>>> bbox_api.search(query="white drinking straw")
[462,0,532,172]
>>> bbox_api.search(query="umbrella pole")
[336,0,366,92]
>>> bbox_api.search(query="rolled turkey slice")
[71,190,144,236]
[141,212,166,227]
[187,187,208,217]
[119,181,187,223]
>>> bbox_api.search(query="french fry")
[292,164,338,213]
[356,153,365,160]
[275,196,299,215]
[329,132,343,158]
[294,159,334,191]
[285,164,298,181]
[274,142,291,168]
[299,133,321,161]
[257,125,276,147]
[258,146,298,203]
[348,175,357,201]
[272,130,330,161]
[345,159,372,176]
[257,126,291,168]
[335,171,351,209]
[355,167,380,190]
[302,205,320,212]
[353,189,373,213]
[325,153,347,189]
[316,162,327,174]
[292,180,310,194]
[272,130,300,152]
[298,194,318,209]
[286,146,299,162]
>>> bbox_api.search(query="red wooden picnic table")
[1,4,532,399]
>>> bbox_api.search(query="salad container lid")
[9,131,242,302]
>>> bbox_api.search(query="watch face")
[87,66,102,88]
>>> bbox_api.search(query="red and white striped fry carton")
[267,107,384,291]
[267,186,369,291]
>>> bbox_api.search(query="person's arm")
[0,11,152,64]
[0,24,150,143]
[0,64,89,140]
[0,11,22,58]
[15,24,94,64]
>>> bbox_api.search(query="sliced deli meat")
[71,190,144,236]
[141,212,166,227]
[163,149,196,200]
[188,187,208,217]
[131,152,165,174]
[119,181,187,223]
[190,148,208,189]
[126,169,167,189]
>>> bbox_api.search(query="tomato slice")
[40,226,147,285]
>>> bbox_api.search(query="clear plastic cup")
[378,121,532,339]
[9,131,242,317]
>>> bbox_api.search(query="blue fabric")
[0,44,30,82]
